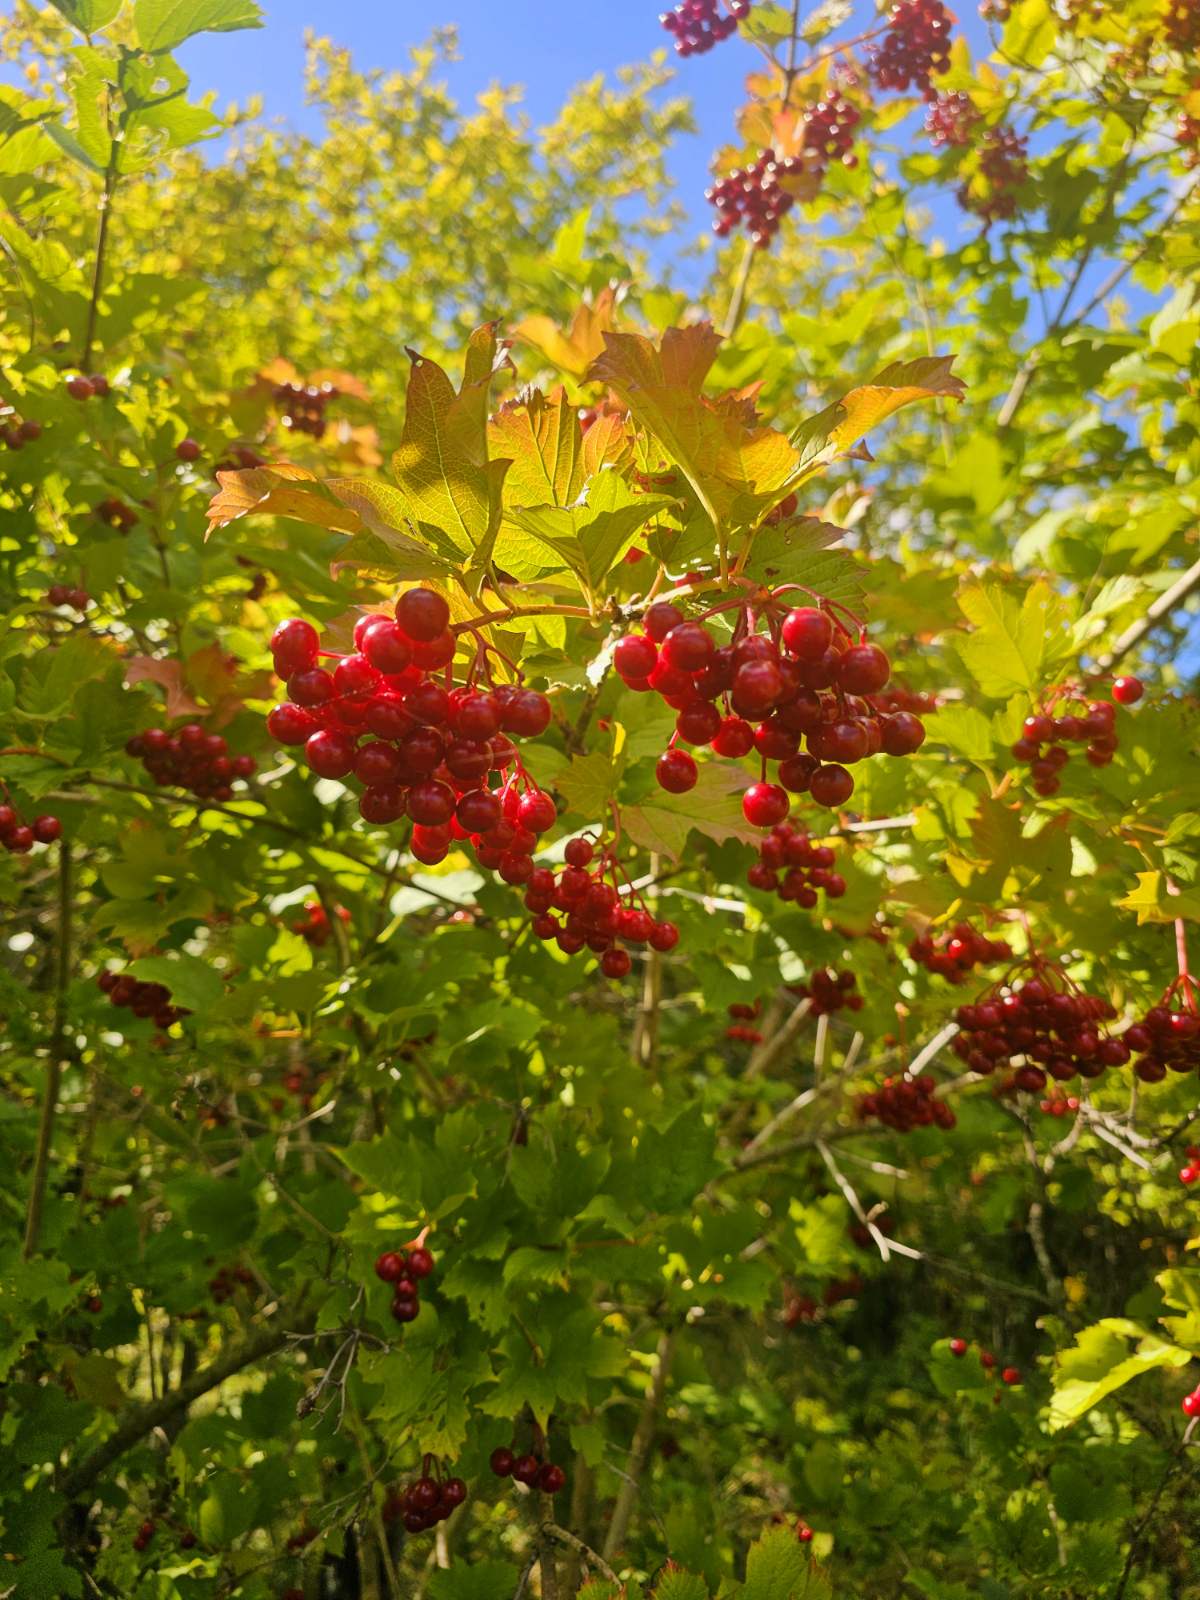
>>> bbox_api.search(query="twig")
[744,997,812,1081]
[79,79,121,371]
[23,841,72,1260]
[601,1329,677,1561]
[721,237,757,339]
[632,852,663,1067]
[539,1523,619,1584]
[1094,556,1200,672]
[817,1140,910,1263]
[1113,1417,1198,1599]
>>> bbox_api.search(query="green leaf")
[621,761,760,863]
[653,1567,710,1600]
[8,1548,84,1600]
[128,952,223,1012]
[507,472,669,594]
[955,579,1071,699]
[428,1564,520,1600]
[45,0,122,31]
[1049,1320,1193,1431]
[134,0,264,52]
[743,1525,815,1600]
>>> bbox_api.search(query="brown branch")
[23,841,72,1259]
[1094,555,1200,672]
[539,1522,618,1584]
[601,1329,677,1561]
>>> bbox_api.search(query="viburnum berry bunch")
[489,1444,567,1498]
[291,899,351,947]
[747,823,846,905]
[1010,678,1141,794]
[615,595,926,826]
[0,412,41,449]
[273,379,338,438]
[958,126,1029,222]
[859,1072,956,1132]
[382,1458,468,1534]
[207,1262,256,1304]
[0,796,61,855]
[907,920,1011,983]
[125,725,257,802]
[793,967,861,1016]
[96,970,189,1029]
[523,834,679,978]
[950,958,1127,1091]
[868,0,954,98]
[659,0,750,57]
[1123,979,1200,1082]
[374,1240,435,1325]
[726,997,763,1042]
[46,582,90,611]
[924,90,981,146]
[1038,1092,1080,1118]
[1179,1145,1200,1185]
[948,1338,1022,1388]
[800,95,862,174]
[706,150,800,245]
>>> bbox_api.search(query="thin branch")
[79,78,121,370]
[539,1523,619,1584]
[1094,556,1200,672]
[601,1329,677,1562]
[23,841,72,1259]
[744,997,812,1081]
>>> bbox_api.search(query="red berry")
[615,634,658,678]
[949,1338,967,1357]
[649,920,679,952]
[564,837,594,867]
[796,1522,814,1544]
[305,728,357,778]
[712,716,755,757]
[537,1463,566,1494]
[661,621,715,672]
[502,689,552,738]
[601,947,632,979]
[512,1454,541,1486]
[271,618,320,676]
[375,1251,408,1282]
[31,815,62,844]
[66,375,94,400]
[656,748,698,794]
[809,764,854,808]
[644,601,684,642]
[517,790,557,833]
[1001,1366,1021,1386]
[742,782,789,828]
[396,588,451,641]
[362,619,413,674]
[1182,1390,1200,1417]
[490,1446,515,1476]
[391,1295,420,1323]
[406,1246,435,1279]
[836,643,890,694]
[780,607,833,660]
[1112,675,1143,705]
[175,437,201,461]
[407,780,456,826]
[6,826,34,853]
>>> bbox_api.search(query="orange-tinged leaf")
[490,386,589,511]
[124,657,204,719]
[825,356,966,452]
[205,464,362,539]
[512,286,619,379]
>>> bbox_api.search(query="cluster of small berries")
[95,496,138,530]
[489,1446,567,1497]
[859,1073,956,1132]
[374,1243,435,1325]
[1010,679,1141,795]
[126,725,257,803]
[382,1461,467,1534]
[1178,1145,1200,1186]
[1124,988,1200,1083]
[727,998,762,1043]
[924,90,981,146]
[800,96,862,173]
[274,380,339,438]
[659,0,750,56]
[615,597,925,825]
[291,899,351,946]
[868,0,954,96]
[1165,0,1200,51]
[1183,1381,1200,1417]
[1038,1093,1080,1118]
[65,373,112,401]
[2,415,41,449]
[47,582,90,611]
[951,963,1126,1090]
[948,1337,1021,1386]
[132,1519,156,1554]
[747,824,846,904]
[706,150,801,245]
[208,1263,256,1304]
[214,444,267,474]
[97,971,189,1029]
[783,1274,864,1327]
[794,967,861,1017]
[523,835,680,976]
[908,920,1011,984]
[0,801,61,855]
[958,127,1029,222]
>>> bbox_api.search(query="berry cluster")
[1166,0,1200,51]
[214,444,267,474]
[291,899,351,946]
[1183,1381,1200,1418]
[1178,1145,1200,1185]
[489,1446,567,1497]
[924,90,981,146]
[65,372,111,401]
[382,1460,467,1534]
[0,800,61,855]
[274,380,339,438]
[1124,985,1200,1083]
[793,967,861,1017]
[126,725,257,803]
[958,127,1029,223]
[616,597,925,824]
[783,1274,864,1327]
[800,95,862,174]
[95,496,138,530]
[951,961,1126,1090]
[858,1073,956,1132]
[706,150,799,246]
[907,920,1011,984]
[1038,1093,1080,1118]
[374,1242,435,1325]
[524,836,679,977]
[47,582,90,611]
[727,998,762,1043]
[949,1338,1021,1386]
[747,824,846,905]
[132,1519,156,1554]
[868,0,954,97]
[2,415,41,449]
[1010,679,1140,795]
[659,0,750,56]
[97,970,189,1029]
[208,1262,256,1304]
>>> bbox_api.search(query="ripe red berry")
[6,826,34,853]
[502,689,552,738]
[537,1463,566,1494]
[795,1522,814,1544]
[1001,1366,1021,1386]
[406,1246,435,1279]
[1112,675,1143,705]
[809,763,854,808]
[391,1295,420,1323]
[1180,1165,1198,1186]
[949,1338,967,1357]
[375,1251,408,1282]
[517,791,557,833]
[601,947,632,979]
[836,643,890,694]
[780,607,833,660]
[306,728,358,778]
[396,588,451,641]
[362,619,413,674]
[656,748,698,794]
[407,780,456,826]
[271,618,320,676]
[649,920,679,952]
[564,837,594,868]
[1182,1389,1200,1417]
[512,1454,541,1486]
[644,601,684,642]
[66,375,94,400]
[490,1446,515,1476]
[742,782,789,828]
[175,437,201,462]
[712,716,754,757]
[31,815,62,844]
[661,621,715,672]
[615,634,658,678]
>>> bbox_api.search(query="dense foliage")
[2,1,1200,1597]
